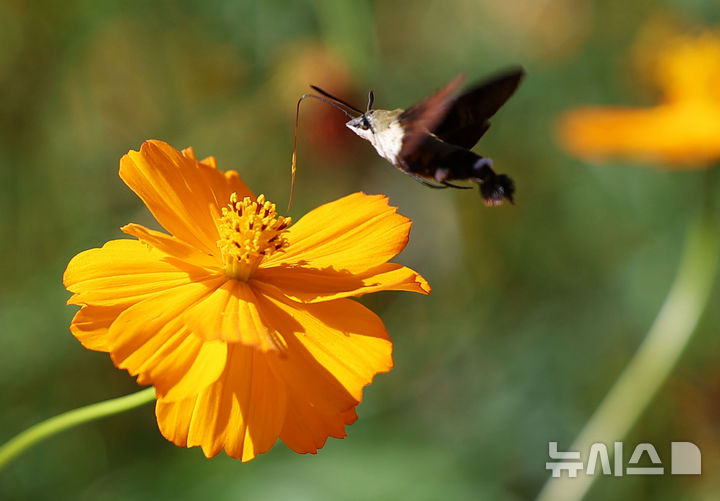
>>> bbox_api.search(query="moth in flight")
[290,68,524,209]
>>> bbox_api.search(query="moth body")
[346,109,405,165]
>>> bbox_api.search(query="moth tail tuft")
[471,158,515,206]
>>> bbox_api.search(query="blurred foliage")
[2,0,720,500]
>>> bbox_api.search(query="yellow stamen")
[216,193,291,281]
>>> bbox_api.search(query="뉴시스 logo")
[546,441,701,477]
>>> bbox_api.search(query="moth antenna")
[310,85,364,114]
[288,92,361,214]
[367,90,374,111]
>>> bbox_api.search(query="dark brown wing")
[433,67,524,149]
[397,75,465,160]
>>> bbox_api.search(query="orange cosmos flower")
[557,29,720,167]
[63,140,430,461]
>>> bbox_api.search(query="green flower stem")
[537,172,719,501]
[0,387,155,470]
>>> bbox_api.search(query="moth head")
[345,89,379,142]
[346,113,376,141]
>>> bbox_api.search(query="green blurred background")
[2,0,720,499]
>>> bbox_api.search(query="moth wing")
[398,75,465,159]
[433,68,524,149]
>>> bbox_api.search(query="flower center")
[216,193,291,281]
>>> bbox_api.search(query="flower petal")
[156,343,287,461]
[259,292,393,404]
[262,193,411,273]
[256,290,393,453]
[64,239,215,308]
[183,280,286,351]
[253,262,430,303]
[119,140,253,254]
[69,304,126,352]
[122,224,221,270]
[109,278,229,400]
[279,394,356,454]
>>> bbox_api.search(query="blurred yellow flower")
[63,140,430,461]
[558,30,720,167]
